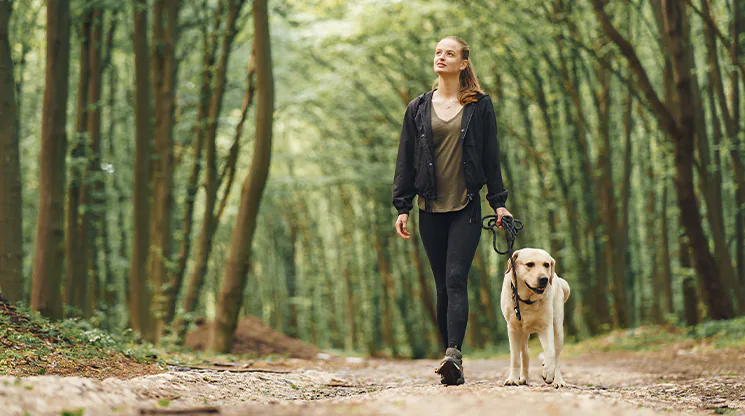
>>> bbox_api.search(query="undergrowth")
[0,296,163,378]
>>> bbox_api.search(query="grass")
[561,317,745,357]
[461,317,745,360]
[0,298,163,378]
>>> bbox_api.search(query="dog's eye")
[526,262,534,267]
[544,263,550,268]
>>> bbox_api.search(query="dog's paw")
[541,367,555,384]
[518,377,528,385]
[504,376,521,386]
[552,378,567,389]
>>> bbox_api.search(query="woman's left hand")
[495,207,512,229]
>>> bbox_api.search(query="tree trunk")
[662,0,735,319]
[77,8,105,318]
[0,2,23,304]
[680,241,699,326]
[408,212,440,346]
[30,0,72,319]
[594,62,627,328]
[593,0,736,319]
[168,1,225,325]
[129,0,154,338]
[697,0,745,313]
[179,44,256,335]
[733,0,745,285]
[660,180,674,315]
[619,86,635,323]
[168,0,247,327]
[64,9,92,314]
[149,0,180,341]
[210,0,274,353]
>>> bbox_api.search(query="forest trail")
[2,345,744,416]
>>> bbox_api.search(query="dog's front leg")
[538,324,556,384]
[504,325,528,386]
[504,326,525,386]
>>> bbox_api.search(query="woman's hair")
[432,36,484,105]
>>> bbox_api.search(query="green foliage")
[562,317,745,357]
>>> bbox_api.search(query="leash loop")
[481,214,525,320]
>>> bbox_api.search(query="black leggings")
[418,198,481,352]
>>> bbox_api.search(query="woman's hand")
[496,207,512,229]
[395,213,411,240]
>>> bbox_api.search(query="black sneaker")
[435,347,464,385]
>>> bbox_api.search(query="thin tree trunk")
[168,1,225,324]
[30,0,72,319]
[593,0,735,319]
[169,0,247,327]
[619,85,635,322]
[732,0,744,285]
[77,8,104,318]
[129,0,154,338]
[103,20,128,295]
[408,212,438,333]
[372,208,396,355]
[180,45,256,332]
[0,1,23,304]
[680,240,698,326]
[660,180,674,315]
[210,0,274,352]
[64,10,92,313]
[697,0,745,313]
[149,0,180,341]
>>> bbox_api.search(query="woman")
[392,36,512,386]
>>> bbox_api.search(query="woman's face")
[433,38,467,76]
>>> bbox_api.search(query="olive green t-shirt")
[417,102,468,212]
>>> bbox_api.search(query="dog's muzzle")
[525,281,546,295]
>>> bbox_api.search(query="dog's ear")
[506,250,519,274]
[549,255,556,284]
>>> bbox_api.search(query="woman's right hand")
[395,213,410,240]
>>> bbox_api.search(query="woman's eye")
[526,262,534,267]
[544,263,549,268]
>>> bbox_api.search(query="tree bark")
[168,0,226,325]
[77,8,105,318]
[149,0,180,341]
[210,0,274,352]
[0,1,23,304]
[180,41,256,333]
[593,0,736,319]
[64,9,92,314]
[129,0,154,338]
[30,0,72,319]
[169,0,248,326]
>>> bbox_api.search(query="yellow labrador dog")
[501,248,570,388]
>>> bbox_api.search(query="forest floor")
[3,297,745,415]
[2,341,744,415]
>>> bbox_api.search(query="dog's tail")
[555,273,570,303]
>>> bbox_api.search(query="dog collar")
[511,282,536,305]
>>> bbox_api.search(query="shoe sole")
[436,358,464,385]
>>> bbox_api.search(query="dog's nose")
[538,276,549,287]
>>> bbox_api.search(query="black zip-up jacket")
[392,90,508,216]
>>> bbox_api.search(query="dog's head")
[505,248,555,295]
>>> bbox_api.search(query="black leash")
[481,214,525,320]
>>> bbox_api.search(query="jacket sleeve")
[392,100,418,215]
[482,95,508,211]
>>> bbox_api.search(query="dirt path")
[2,346,744,416]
